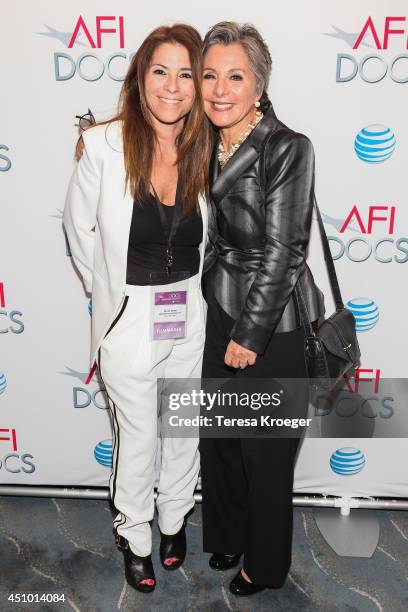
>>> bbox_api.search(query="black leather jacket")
[203,103,325,354]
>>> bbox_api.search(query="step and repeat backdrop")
[1,1,407,497]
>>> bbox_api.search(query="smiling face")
[144,42,196,126]
[202,42,260,137]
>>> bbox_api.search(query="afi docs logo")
[324,205,408,264]
[330,448,366,475]
[0,144,12,171]
[0,283,25,334]
[0,428,35,474]
[343,368,394,419]
[37,15,128,81]
[324,16,408,83]
[346,298,380,332]
[59,365,108,410]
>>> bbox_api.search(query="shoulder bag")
[294,198,361,391]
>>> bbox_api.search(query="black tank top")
[126,194,202,285]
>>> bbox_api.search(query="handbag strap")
[313,197,344,311]
[295,196,345,337]
[294,283,315,338]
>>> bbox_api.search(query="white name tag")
[151,288,188,340]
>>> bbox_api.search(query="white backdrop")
[1,1,407,497]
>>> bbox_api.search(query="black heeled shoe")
[229,569,266,596]
[114,531,156,593]
[159,518,187,571]
[209,553,242,571]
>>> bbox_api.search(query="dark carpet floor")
[0,496,407,612]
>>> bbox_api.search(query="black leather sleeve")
[230,132,315,354]
[203,199,219,275]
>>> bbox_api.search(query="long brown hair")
[77,24,212,211]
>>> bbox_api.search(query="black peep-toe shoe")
[115,531,156,593]
[159,518,187,570]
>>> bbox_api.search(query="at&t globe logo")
[0,372,7,395]
[94,439,113,467]
[330,447,366,475]
[347,297,379,332]
[354,125,396,163]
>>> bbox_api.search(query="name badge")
[152,289,187,340]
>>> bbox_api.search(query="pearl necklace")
[218,110,263,168]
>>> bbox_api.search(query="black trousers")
[200,295,310,587]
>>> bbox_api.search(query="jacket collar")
[210,103,281,205]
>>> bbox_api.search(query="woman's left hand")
[224,340,257,369]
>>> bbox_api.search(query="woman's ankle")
[241,568,252,583]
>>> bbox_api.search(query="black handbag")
[295,197,361,391]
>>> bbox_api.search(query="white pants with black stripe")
[98,273,205,557]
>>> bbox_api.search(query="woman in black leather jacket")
[200,22,325,596]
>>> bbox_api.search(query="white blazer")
[63,120,208,367]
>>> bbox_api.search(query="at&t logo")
[354,125,396,163]
[0,283,25,334]
[0,372,7,395]
[346,298,380,332]
[0,428,35,474]
[325,205,408,264]
[59,365,108,410]
[326,16,408,83]
[38,16,131,81]
[330,448,366,475]
[94,439,113,467]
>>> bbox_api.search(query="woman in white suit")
[64,24,212,593]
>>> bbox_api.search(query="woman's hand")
[224,340,257,369]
